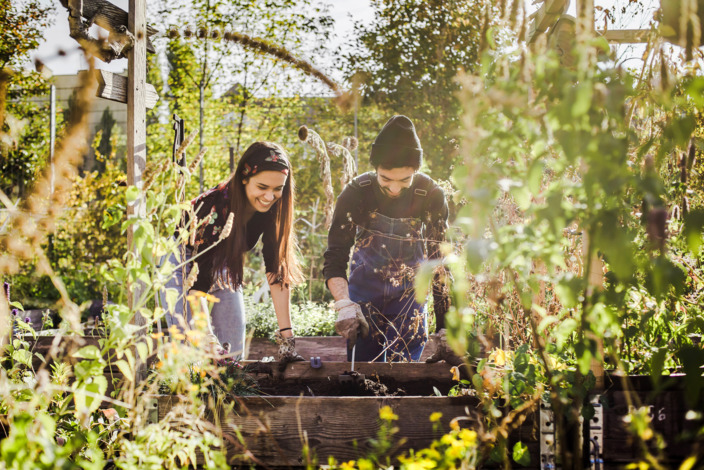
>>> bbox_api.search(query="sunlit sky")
[30,0,375,76]
[30,0,658,77]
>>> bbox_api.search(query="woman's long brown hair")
[214,141,303,288]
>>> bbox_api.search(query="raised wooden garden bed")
[16,333,703,467]
[155,361,523,467]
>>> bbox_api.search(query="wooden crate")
[600,374,702,467]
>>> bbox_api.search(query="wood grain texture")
[157,395,486,467]
[127,0,148,348]
[257,360,456,384]
[92,70,158,109]
[528,0,569,43]
[60,0,157,52]
[246,336,438,362]
[600,29,650,44]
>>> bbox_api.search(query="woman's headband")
[242,148,290,177]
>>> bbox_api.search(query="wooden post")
[128,0,147,379]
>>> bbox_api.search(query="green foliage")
[344,0,494,178]
[245,296,335,338]
[0,0,52,70]
[1,70,52,199]
[9,140,126,307]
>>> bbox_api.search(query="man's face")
[376,166,415,199]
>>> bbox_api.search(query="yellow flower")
[357,458,374,470]
[458,429,477,446]
[190,384,199,392]
[449,419,460,431]
[450,366,461,381]
[190,290,220,303]
[429,412,443,423]
[402,458,437,470]
[339,461,356,469]
[150,332,164,339]
[491,348,506,367]
[379,406,399,421]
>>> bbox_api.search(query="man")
[323,115,452,362]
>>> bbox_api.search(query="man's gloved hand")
[334,298,370,348]
[274,331,305,363]
[425,329,464,366]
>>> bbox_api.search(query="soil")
[244,361,454,397]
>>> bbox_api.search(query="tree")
[0,0,53,199]
[146,0,334,193]
[0,0,51,71]
[343,0,493,178]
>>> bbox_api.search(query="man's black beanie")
[370,115,423,170]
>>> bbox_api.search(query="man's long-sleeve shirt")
[323,171,450,328]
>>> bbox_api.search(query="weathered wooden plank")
[602,389,699,464]
[59,0,158,52]
[248,360,456,384]
[246,336,347,361]
[246,335,439,362]
[528,0,570,43]
[127,0,148,384]
[599,29,650,44]
[156,395,491,467]
[87,69,158,109]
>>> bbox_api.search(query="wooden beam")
[245,360,457,384]
[60,0,157,52]
[528,0,570,43]
[599,29,650,44]
[127,0,148,382]
[245,336,441,362]
[89,69,158,109]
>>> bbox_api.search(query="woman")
[161,141,304,362]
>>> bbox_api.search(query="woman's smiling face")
[243,170,288,212]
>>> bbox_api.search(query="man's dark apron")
[347,175,429,362]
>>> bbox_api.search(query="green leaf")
[114,359,133,381]
[125,186,141,203]
[571,83,593,117]
[11,349,33,367]
[74,376,108,416]
[73,345,102,360]
[554,318,578,349]
[683,209,704,254]
[136,342,149,363]
[649,347,667,387]
[555,275,582,309]
[512,441,531,466]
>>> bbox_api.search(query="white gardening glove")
[334,299,370,349]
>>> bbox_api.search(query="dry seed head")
[184,262,199,291]
[220,212,234,240]
[188,147,207,174]
[342,136,358,151]
[175,130,198,163]
[298,126,309,142]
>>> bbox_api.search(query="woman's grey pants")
[159,247,246,358]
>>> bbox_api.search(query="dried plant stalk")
[298,126,334,229]
[326,136,357,188]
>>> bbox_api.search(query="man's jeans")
[159,246,246,358]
